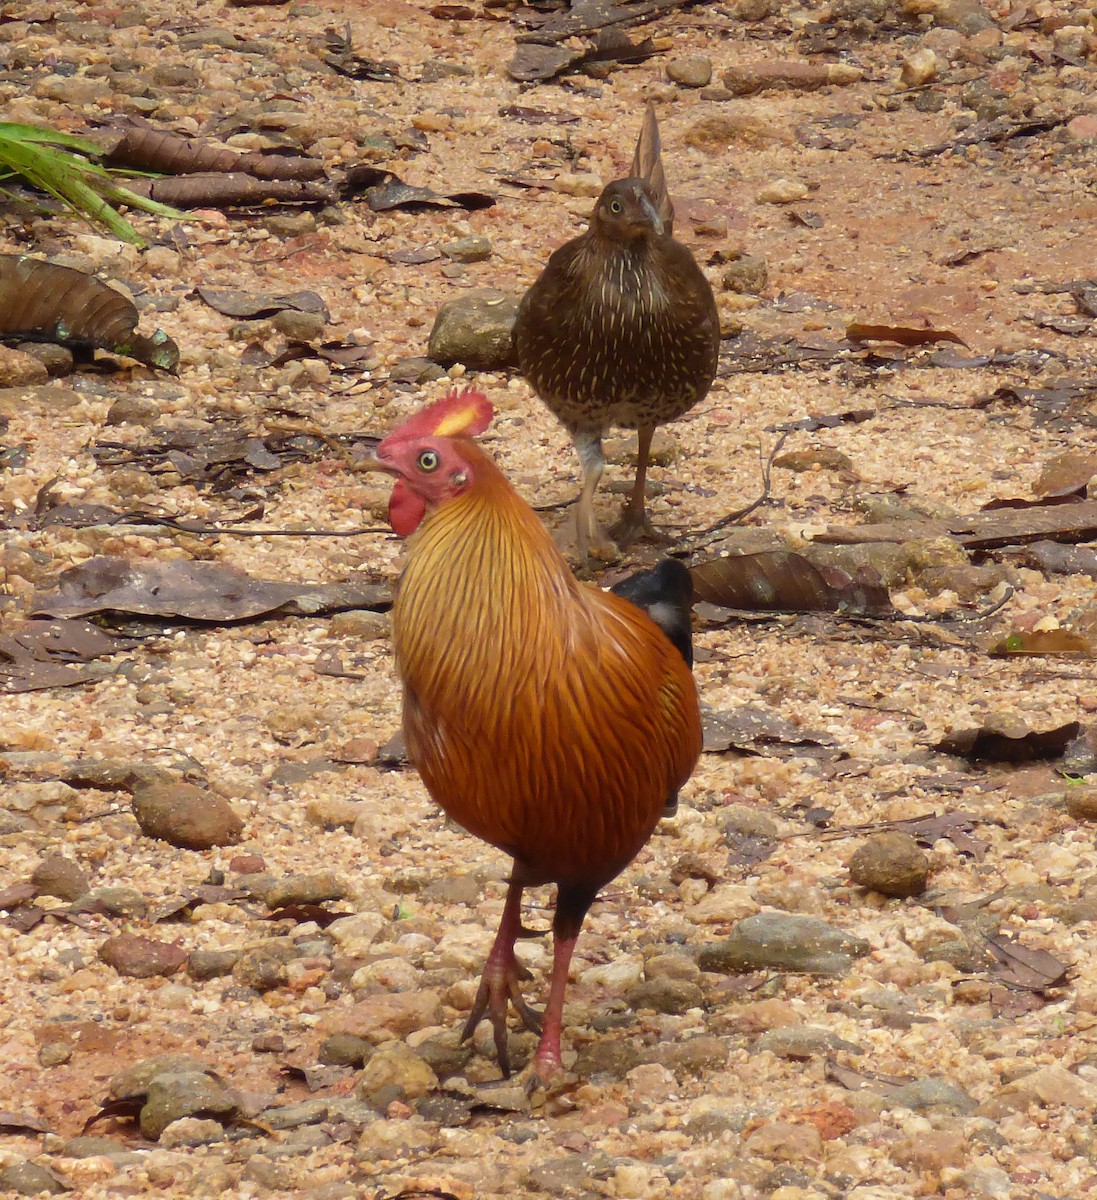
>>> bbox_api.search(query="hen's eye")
[417,449,440,472]
[608,198,624,215]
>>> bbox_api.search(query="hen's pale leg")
[573,430,617,562]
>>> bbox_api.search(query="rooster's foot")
[461,960,542,1077]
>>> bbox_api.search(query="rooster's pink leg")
[462,879,542,1077]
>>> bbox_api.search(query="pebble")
[645,952,701,983]
[31,853,90,901]
[721,254,768,295]
[848,832,930,898]
[187,948,241,980]
[701,1182,744,1200]
[319,1033,372,1067]
[0,345,49,388]
[84,886,148,918]
[388,356,446,384]
[36,74,111,104]
[0,1162,67,1196]
[411,1028,474,1079]
[98,932,187,978]
[233,942,294,991]
[440,236,492,263]
[743,1119,823,1162]
[755,178,810,205]
[774,448,853,474]
[316,991,443,1043]
[1066,114,1097,143]
[140,1070,238,1140]
[0,385,81,416]
[1066,785,1097,820]
[900,48,939,86]
[891,1130,968,1172]
[39,1040,74,1067]
[356,1043,439,1102]
[698,912,869,975]
[999,1064,1095,1108]
[265,871,346,908]
[132,781,243,849]
[257,1099,331,1130]
[667,54,712,87]
[158,1116,226,1147]
[626,976,704,1014]
[754,1025,862,1058]
[551,171,603,197]
[105,395,161,426]
[655,1034,729,1075]
[109,1054,213,1100]
[888,1078,976,1114]
[272,309,326,342]
[427,288,519,370]
[684,113,785,150]
[59,1136,128,1158]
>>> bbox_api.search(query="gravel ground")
[2,2,1097,1198]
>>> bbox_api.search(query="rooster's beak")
[350,440,391,474]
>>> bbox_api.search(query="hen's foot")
[610,508,671,549]
[461,955,542,1078]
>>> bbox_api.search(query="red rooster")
[371,388,702,1084]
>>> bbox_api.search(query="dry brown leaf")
[690,551,890,615]
[989,629,1094,657]
[846,322,968,348]
[985,933,1068,991]
[934,720,1082,763]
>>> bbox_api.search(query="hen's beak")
[639,192,664,237]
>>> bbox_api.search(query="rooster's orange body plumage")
[373,389,701,1083]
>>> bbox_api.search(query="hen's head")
[592,178,665,242]
[373,387,494,535]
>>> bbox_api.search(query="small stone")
[39,1040,74,1067]
[440,236,492,263]
[0,345,49,388]
[82,886,148,919]
[411,1028,474,1079]
[848,832,930,898]
[900,48,939,86]
[140,1070,238,1140]
[31,853,90,901]
[756,178,809,205]
[187,948,240,980]
[306,798,364,831]
[684,113,786,151]
[655,1034,729,1075]
[388,356,446,384]
[1066,114,1097,143]
[132,781,243,850]
[316,991,444,1044]
[98,932,187,978]
[667,54,712,87]
[699,912,869,975]
[754,1025,862,1059]
[421,873,480,906]
[626,976,704,1014]
[891,1130,969,1172]
[356,1042,439,1102]
[551,171,603,197]
[427,289,519,370]
[1001,1064,1096,1108]
[232,943,293,992]
[645,952,701,983]
[319,1033,373,1067]
[774,447,853,473]
[1066,786,1097,821]
[0,384,81,416]
[0,1162,66,1196]
[721,254,768,295]
[105,395,161,426]
[158,1116,225,1147]
[272,309,326,342]
[743,1119,823,1162]
[36,73,111,105]
[265,871,346,908]
[109,1054,214,1101]
[60,1136,127,1158]
[887,1077,976,1114]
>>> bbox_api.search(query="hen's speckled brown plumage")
[513,105,720,558]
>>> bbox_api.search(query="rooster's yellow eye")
[417,449,440,472]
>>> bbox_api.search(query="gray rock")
[81,886,148,919]
[232,942,295,992]
[421,873,479,906]
[667,54,712,87]
[888,1078,976,1113]
[39,1041,73,1067]
[187,948,241,981]
[754,1025,862,1058]
[31,853,89,901]
[698,911,869,975]
[98,932,187,978]
[441,236,492,263]
[427,288,519,370]
[140,1070,238,1140]
[412,1028,473,1079]
[109,1054,214,1101]
[654,1035,729,1075]
[848,832,930,898]
[388,356,446,385]
[319,1033,372,1067]
[60,757,177,793]
[132,781,243,850]
[106,395,161,426]
[645,952,701,983]
[265,871,346,909]
[0,1161,66,1196]
[60,1135,128,1157]
[16,341,73,377]
[258,1099,330,1130]
[626,977,704,1014]
[272,309,326,342]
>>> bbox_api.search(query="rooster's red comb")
[384,387,494,443]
